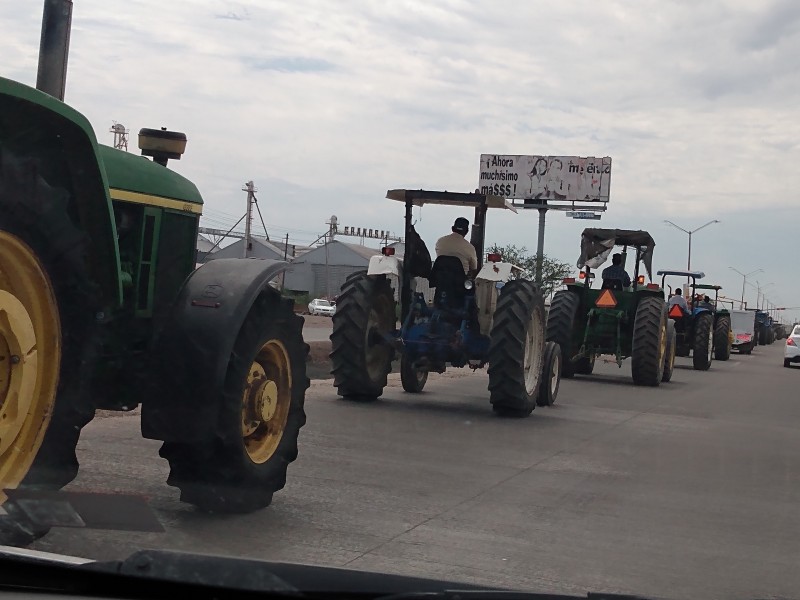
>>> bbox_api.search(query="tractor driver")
[601,253,631,288]
[668,288,689,314]
[435,217,478,277]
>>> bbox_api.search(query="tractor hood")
[578,228,655,278]
[98,145,203,210]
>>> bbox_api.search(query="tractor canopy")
[695,283,721,291]
[656,270,706,280]
[386,189,517,212]
[578,228,656,278]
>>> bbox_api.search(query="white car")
[784,325,800,368]
[308,298,336,316]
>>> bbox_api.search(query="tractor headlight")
[464,279,474,290]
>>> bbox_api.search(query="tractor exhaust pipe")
[36,0,73,100]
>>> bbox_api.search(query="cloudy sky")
[2,0,799,321]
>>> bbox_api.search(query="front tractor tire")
[160,290,309,513]
[631,296,667,386]
[400,355,428,393]
[330,274,396,401]
[714,315,732,361]
[0,150,99,545]
[488,280,547,417]
[693,313,714,371]
[546,289,581,378]
[662,319,677,383]
[536,341,562,407]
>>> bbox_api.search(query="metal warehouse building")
[282,240,382,299]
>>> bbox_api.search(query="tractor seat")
[429,255,467,311]
[601,278,624,291]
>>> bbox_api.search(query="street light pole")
[729,267,763,309]
[664,219,720,272]
[754,281,774,311]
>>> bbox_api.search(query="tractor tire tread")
[488,280,546,417]
[545,289,581,378]
[631,296,667,386]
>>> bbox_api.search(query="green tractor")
[547,229,675,386]
[657,271,732,369]
[0,55,308,536]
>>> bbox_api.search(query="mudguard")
[141,258,289,442]
[367,254,402,277]
[476,261,523,282]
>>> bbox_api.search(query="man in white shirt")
[435,217,478,276]
[668,288,689,313]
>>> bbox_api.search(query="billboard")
[478,154,612,203]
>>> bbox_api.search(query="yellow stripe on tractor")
[109,188,202,215]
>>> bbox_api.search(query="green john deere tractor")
[546,229,676,386]
[1,15,308,542]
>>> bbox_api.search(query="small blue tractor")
[755,311,775,345]
[658,271,732,370]
[330,189,561,416]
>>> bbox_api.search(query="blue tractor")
[658,270,732,370]
[330,189,562,416]
[754,310,774,345]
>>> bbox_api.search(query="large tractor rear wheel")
[714,315,732,361]
[160,290,308,513]
[692,313,714,371]
[631,296,667,386]
[330,274,396,401]
[0,150,98,543]
[488,280,547,417]
[662,319,677,382]
[545,289,581,378]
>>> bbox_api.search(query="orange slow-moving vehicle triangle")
[595,289,617,308]
[669,304,684,318]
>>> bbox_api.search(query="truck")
[729,309,756,354]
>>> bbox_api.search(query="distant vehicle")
[784,324,800,368]
[308,298,336,316]
[730,309,756,354]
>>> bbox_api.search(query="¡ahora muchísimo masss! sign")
[478,155,611,203]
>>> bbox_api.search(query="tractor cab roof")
[656,270,706,280]
[386,189,517,213]
[578,228,656,278]
[695,283,721,291]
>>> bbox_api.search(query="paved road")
[32,344,800,599]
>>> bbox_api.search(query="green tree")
[487,243,573,299]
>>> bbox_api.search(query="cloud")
[0,0,798,314]
[243,56,336,73]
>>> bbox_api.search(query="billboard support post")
[536,207,547,286]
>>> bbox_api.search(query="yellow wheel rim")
[241,339,291,464]
[0,232,61,503]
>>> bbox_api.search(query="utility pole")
[242,181,256,258]
[729,267,763,309]
[280,232,289,290]
[664,220,720,280]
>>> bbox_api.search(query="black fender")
[141,258,290,442]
